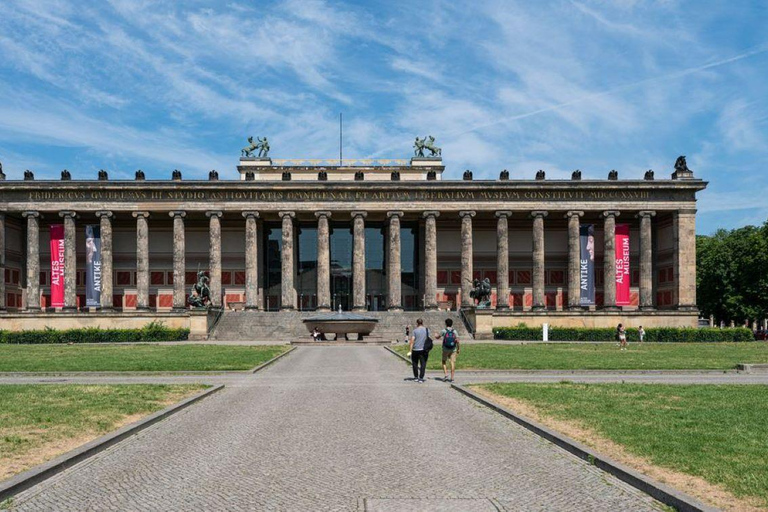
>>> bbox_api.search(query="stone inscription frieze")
[1,187,696,204]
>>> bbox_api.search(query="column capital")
[313,211,332,219]
[530,211,548,219]
[602,210,620,218]
[459,210,476,218]
[495,210,512,218]
[565,210,584,218]
[95,210,113,219]
[636,210,656,219]
[278,211,295,219]
[386,210,404,219]
[58,210,77,219]
[22,211,40,219]
[169,210,186,218]
[206,210,223,218]
[350,211,367,219]
[241,211,260,219]
[423,210,440,219]
[132,211,150,219]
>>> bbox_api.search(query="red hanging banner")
[615,223,630,306]
[50,224,65,308]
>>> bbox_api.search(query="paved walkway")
[11,347,665,511]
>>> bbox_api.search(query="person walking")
[437,318,460,382]
[638,325,645,343]
[407,318,430,382]
[616,323,627,350]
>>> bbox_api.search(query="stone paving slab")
[10,346,663,511]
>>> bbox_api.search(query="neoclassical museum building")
[0,154,706,338]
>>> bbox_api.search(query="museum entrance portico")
[0,156,708,336]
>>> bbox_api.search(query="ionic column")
[673,209,697,311]
[242,211,260,309]
[169,211,186,311]
[96,211,113,311]
[206,211,223,308]
[602,211,620,310]
[637,211,656,310]
[351,211,367,311]
[566,211,584,309]
[531,211,548,310]
[132,212,150,310]
[279,211,296,310]
[423,211,440,311]
[315,211,331,312]
[495,211,512,310]
[0,213,5,312]
[59,211,77,311]
[459,211,476,308]
[23,211,41,311]
[387,211,403,311]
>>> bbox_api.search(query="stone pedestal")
[169,211,186,311]
[96,211,113,311]
[459,211,475,308]
[23,212,40,311]
[566,211,583,309]
[132,212,150,310]
[638,211,656,310]
[387,211,403,311]
[531,211,548,310]
[423,211,439,310]
[495,211,512,310]
[279,211,296,310]
[602,211,620,311]
[351,211,367,311]
[243,212,260,309]
[60,211,77,311]
[316,211,332,312]
[207,211,223,308]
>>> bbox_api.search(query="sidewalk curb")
[0,384,224,502]
[451,384,717,512]
[384,345,411,364]
[250,346,297,373]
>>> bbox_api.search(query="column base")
[315,306,331,312]
[171,307,187,313]
[352,306,367,312]
[62,306,78,312]
[568,305,586,311]
[23,307,42,313]
[495,304,509,311]
[638,306,656,311]
[98,307,114,313]
[244,305,260,311]
[280,306,295,311]
[424,305,438,311]
[136,306,151,312]
[602,306,620,312]
[676,305,698,312]
[388,306,403,312]
[531,305,547,311]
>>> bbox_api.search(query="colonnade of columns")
[15,208,678,313]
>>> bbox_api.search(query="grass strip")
[0,384,207,481]
[475,382,768,509]
[393,342,768,370]
[0,344,289,372]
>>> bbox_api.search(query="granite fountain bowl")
[302,312,378,337]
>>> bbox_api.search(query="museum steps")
[208,310,471,343]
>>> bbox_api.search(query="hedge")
[0,322,190,344]
[492,325,755,342]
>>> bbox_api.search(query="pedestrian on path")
[638,325,645,343]
[616,323,627,350]
[407,318,430,382]
[437,318,460,382]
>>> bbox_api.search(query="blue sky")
[0,0,766,234]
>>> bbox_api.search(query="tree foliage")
[697,219,768,324]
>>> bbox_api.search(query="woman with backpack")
[437,318,460,382]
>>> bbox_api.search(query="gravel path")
[10,346,662,511]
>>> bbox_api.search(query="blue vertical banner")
[579,224,595,306]
[85,225,102,307]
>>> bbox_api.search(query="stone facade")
[0,158,707,335]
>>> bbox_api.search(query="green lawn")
[393,342,768,370]
[0,344,289,372]
[476,382,768,508]
[0,384,207,480]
